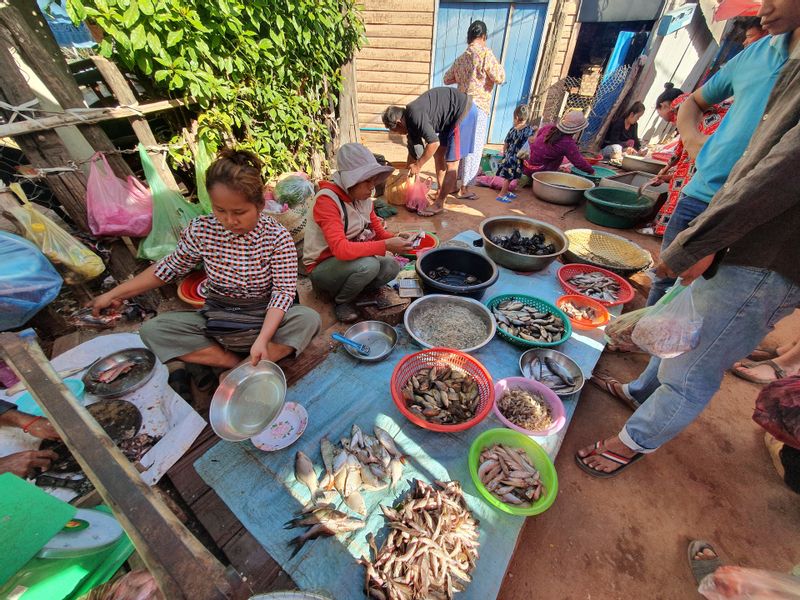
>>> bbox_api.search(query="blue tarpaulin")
[195,231,620,599]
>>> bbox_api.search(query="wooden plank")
[357,70,430,84]
[0,334,248,600]
[357,59,430,74]
[363,10,433,25]
[337,60,359,146]
[363,36,431,50]
[365,24,433,39]
[191,489,245,549]
[357,81,427,95]
[358,91,423,105]
[222,529,294,593]
[356,47,431,63]
[359,101,404,114]
[363,0,432,11]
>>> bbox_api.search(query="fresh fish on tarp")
[566,271,621,303]
[294,451,319,497]
[478,444,545,506]
[360,480,480,599]
[493,299,566,344]
[286,503,365,557]
[522,356,578,393]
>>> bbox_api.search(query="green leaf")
[130,23,146,49]
[122,1,139,28]
[138,0,155,15]
[147,31,162,54]
[166,29,183,47]
[154,69,170,82]
[275,14,283,29]
[136,53,152,74]
[172,74,184,88]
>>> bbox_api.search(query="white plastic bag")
[698,566,800,599]
[632,284,703,358]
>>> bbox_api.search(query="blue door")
[432,2,547,144]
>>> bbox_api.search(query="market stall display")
[486,294,571,348]
[519,348,586,398]
[563,229,653,276]
[479,216,568,272]
[532,171,594,205]
[415,247,499,299]
[404,295,496,353]
[556,295,610,330]
[583,187,657,229]
[557,264,634,307]
[493,376,565,437]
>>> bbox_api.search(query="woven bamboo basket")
[563,228,652,276]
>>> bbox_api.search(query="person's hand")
[623,146,637,156]
[655,165,672,184]
[408,163,420,176]
[655,254,715,286]
[25,417,60,440]
[249,334,271,366]
[0,449,59,478]
[88,292,123,317]
[683,134,709,160]
[385,236,414,254]
[655,260,676,279]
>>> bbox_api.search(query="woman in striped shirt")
[90,150,321,370]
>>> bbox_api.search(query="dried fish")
[478,444,545,507]
[361,480,480,599]
[412,302,490,349]
[561,300,598,321]
[490,229,555,256]
[403,366,480,425]
[494,299,565,344]
[496,388,553,431]
[286,504,365,557]
[566,271,621,303]
[95,360,135,384]
[118,433,160,462]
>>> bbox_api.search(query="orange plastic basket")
[390,348,495,432]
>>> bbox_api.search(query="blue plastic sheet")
[195,230,620,599]
[0,232,62,331]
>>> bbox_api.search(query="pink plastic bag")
[476,175,518,191]
[405,175,430,213]
[698,566,800,599]
[87,153,153,237]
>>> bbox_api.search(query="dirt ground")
[341,143,800,599]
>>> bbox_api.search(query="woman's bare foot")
[576,435,637,474]
[732,355,799,383]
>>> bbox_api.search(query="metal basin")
[519,348,585,398]
[621,155,667,175]
[404,294,496,353]
[82,348,156,398]
[479,216,569,272]
[415,247,499,299]
[210,360,287,441]
[343,320,398,362]
[532,171,594,205]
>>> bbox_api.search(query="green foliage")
[67,0,364,176]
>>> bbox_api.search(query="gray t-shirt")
[404,87,470,158]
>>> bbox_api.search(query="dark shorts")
[441,104,480,163]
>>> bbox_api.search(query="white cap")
[335,143,394,190]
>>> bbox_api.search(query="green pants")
[310,255,400,304]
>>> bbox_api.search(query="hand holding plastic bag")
[7,183,104,284]
[632,284,703,358]
[698,566,800,599]
[405,175,431,213]
[136,144,203,261]
[86,153,153,237]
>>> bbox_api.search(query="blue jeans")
[621,264,800,452]
[646,193,708,307]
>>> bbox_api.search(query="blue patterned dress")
[496,125,535,181]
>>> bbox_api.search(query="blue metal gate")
[432,2,547,144]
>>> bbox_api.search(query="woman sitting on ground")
[91,149,321,369]
[303,143,413,323]
[523,110,596,177]
[602,101,646,159]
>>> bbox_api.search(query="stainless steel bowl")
[519,348,585,397]
[620,155,666,175]
[479,216,569,272]
[404,294,496,353]
[210,360,287,442]
[82,348,156,398]
[343,320,398,362]
[532,171,595,205]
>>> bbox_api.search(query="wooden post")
[338,60,359,146]
[0,333,250,600]
[90,56,181,191]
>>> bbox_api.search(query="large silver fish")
[294,451,318,497]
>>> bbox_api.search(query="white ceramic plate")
[250,402,308,451]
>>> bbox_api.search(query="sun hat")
[335,143,394,190]
[557,111,589,135]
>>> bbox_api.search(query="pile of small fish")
[402,365,480,425]
[426,266,480,287]
[493,299,565,343]
[522,354,578,394]
[489,229,555,256]
[285,503,365,558]
[477,444,545,506]
[360,480,480,600]
[566,271,621,303]
[496,388,553,431]
[294,425,405,519]
[560,300,599,322]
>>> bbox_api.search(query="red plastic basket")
[390,348,495,432]
[556,264,634,307]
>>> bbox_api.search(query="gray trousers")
[310,255,400,304]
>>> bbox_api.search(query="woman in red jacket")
[303,144,413,322]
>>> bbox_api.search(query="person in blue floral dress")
[495,105,535,202]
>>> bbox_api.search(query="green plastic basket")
[485,293,572,348]
[584,187,656,219]
[468,428,558,516]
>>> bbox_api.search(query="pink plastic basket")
[493,377,565,437]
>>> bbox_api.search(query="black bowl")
[415,247,499,299]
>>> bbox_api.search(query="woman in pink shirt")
[444,20,505,199]
[524,111,596,176]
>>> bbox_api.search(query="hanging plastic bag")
[632,284,703,358]
[697,566,800,599]
[195,137,213,214]
[7,183,104,284]
[0,231,63,330]
[405,175,430,213]
[274,173,314,208]
[137,144,204,261]
[86,153,153,237]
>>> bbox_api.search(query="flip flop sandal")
[456,192,478,200]
[495,194,513,203]
[730,358,787,385]
[687,540,722,585]
[574,441,644,478]
[747,346,779,362]
[588,375,640,411]
[506,192,518,199]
